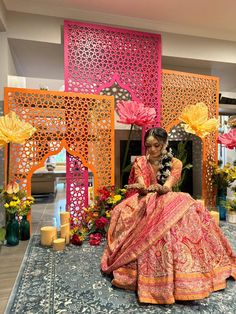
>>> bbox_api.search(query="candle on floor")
[60,223,70,244]
[210,211,220,225]
[60,211,70,225]
[197,199,205,207]
[40,226,57,246]
[53,238,65,251]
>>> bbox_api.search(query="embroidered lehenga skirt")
[101,191,236,304]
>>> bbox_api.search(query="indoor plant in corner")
[18,196,35,241]
[224,193,236,223]
[1,182,25,246]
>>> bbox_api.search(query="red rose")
[98,187,111,201]
[89,233,102,246]
[95,217,108,229]
[71,234,83,246]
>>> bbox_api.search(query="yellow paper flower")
[6,182,20,194]
[179,102,219,138]
[0,111,37,148]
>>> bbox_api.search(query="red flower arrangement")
[70,186,126,246]
[89,233,103,246]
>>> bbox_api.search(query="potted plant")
[210,161,236,220]
[0,182,26,246]
[18,196,35,241]
[224,196,236,223]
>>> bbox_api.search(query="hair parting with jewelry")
[145,127,173,185]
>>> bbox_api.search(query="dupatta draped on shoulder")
[101,156,195,273]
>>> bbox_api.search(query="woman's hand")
[159,185,171,194]
[147,184,162,193]
[147,184,171,194]
[124,183,148,196]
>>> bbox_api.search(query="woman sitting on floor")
[101,127,236,304]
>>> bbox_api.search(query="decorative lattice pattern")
[161,70,219,206]
[4,88,114,225]
[66,154,88,226]
[64,21,162,126]
[100,81,131,106]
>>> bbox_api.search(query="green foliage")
[173,140,193,192]
[221,197,236,212]
[210,162,236,191]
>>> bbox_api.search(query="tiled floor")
[32,183,66,234]
[0,183,66,313]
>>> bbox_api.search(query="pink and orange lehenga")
[101,156,236,304]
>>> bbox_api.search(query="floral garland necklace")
[156,148,173,185]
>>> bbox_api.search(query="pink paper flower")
[116,100,156,126]
[218,128,236,149]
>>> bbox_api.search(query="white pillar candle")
[210,211,220,225]
[40,226,57,246]
[53,238,66,251]
[60,223,70,245]
[60,211,70,225]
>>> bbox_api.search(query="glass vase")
[6,213,19,246]
[216,189,227,221]
[19,215,30,241]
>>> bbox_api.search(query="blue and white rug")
[5,222,236,314]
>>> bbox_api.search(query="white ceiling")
[4,0,236,41]
[4,0,236,97]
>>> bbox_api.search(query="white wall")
[7,42,17,75]
[0,0,6,31]
[7,11,63,43]
[6,11,236,65]
[8,75,64,91]
[163,33,236,64]
[0,32,8,101]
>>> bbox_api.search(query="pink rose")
[89,233,102,246]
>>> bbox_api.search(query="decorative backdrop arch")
[4,87,114,226]
[161,69,219,206]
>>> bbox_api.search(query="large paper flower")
[6,182,20,194]
[179,102,219,138]
[0,111,37,148]
[218,128,236,149]
[116,100,156,126]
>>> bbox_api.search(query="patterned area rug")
[5,222,236,314]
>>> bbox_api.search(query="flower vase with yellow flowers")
[18,196,35,241]
[0,182,35,244]
[210,162,236,220]
[0,182,26,246]
[224,194,236,223]
[0,110,36,240]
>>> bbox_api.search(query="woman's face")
[145,135,164,159]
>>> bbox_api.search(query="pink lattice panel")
[64,20,161,127]
[66,154,88,227]
[4,88,114,226]
[161,70,219,206]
